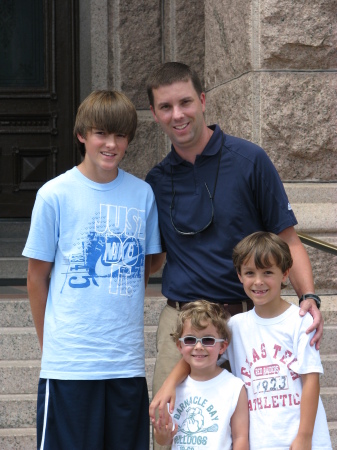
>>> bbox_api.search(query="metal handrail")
[297,232,337,256]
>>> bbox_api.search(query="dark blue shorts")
[37,377,149,450]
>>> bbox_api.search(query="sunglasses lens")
[202,337,216,346]
[184,336,197,345]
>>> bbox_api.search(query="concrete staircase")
[0,287,336,449]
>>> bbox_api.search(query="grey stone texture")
[205,74,254,141]
[119,112,167,180]
[260,73,337,181]
[114,0,162,107]
[260,0,337,69]
[205,0,251,85]
[162,0,205,83]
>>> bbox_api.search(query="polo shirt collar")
[166,124,223,165]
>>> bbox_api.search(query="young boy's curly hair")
[171,300,231,344]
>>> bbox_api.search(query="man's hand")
[299,298,323,350]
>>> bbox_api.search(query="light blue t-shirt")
[23,167,161,380]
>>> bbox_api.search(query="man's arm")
[231,386,249,450]
[290,373,319,450]
[278,226,323,349]
[26,258,53,350]
[149,358,190,420]
[150,252,166,274]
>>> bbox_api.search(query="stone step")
[0,258,28,280]
[0,326,160,361]
[0,358,156,394]
[1,388,337,429]
[0,295,166,328]
[1,354,335,395]
[0,239,27,258]
[3,426,335,450]
[0,322,336,362]
[0,294,336,328]
[0,428,36,450]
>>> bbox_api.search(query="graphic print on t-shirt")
[173,397,220,447]
[239,340,301,413]
[61,203,146,296]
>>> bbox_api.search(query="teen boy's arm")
[27,258,53,351]
[278,226,323,349]
[290,373,320,450]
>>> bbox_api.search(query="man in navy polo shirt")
[145,63,323,449]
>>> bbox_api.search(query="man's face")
[150,79,207,158]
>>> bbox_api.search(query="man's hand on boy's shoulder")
[299,298,323,350]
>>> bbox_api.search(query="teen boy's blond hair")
[73,90,137,156]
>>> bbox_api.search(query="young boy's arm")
[27,258,53,350]
[230,386,249,450]
[290,372,320,450]
[149,358,190,421]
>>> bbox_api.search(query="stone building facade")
[79,0,336,292]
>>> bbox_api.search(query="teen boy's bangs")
[89,93,137,141]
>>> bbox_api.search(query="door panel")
[0,0,79,217]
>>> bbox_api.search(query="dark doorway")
[0,0,79,217]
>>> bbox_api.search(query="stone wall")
[79,0,336,290]
[204,0,337,181]
[80,0,336,181]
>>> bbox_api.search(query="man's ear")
[200,92,206,113]
[150,105,159,123]
[219,340,229,356]
[237,272,243,284]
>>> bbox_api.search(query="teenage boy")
[23,90,161,450]
[152,300,249,450]
[145,63,323,443]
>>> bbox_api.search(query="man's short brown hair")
[147,62,204,109]
[73,90,137,156]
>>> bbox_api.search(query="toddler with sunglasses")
[151,300,249,450]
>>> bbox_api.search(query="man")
[145,62,323,449]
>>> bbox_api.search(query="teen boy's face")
[177,319,227,381]
[237,256,290,318]
[77,129,128,183]
[150,79,207,158]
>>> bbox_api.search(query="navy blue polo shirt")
[146,125,297,304]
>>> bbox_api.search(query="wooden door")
[0,0,79,217]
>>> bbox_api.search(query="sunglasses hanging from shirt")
[170,133,224,236]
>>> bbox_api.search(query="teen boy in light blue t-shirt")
[23,90,161,450]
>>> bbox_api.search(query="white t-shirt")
[171,370,244,450]
[23,167,161,380]
[219,305,332,449]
